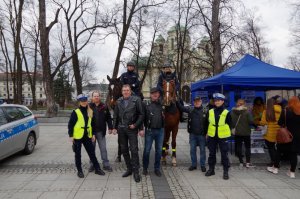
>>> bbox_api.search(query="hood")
[232,105,248,114]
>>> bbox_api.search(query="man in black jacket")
[177,96,208,172]
[142,87,164,177]
[88,91,113,172]
[112,84,144,182]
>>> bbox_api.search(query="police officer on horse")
[157,62,180,97]
[120,61,141,98]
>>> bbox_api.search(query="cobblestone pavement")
[0,123,299,199]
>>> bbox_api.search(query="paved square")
[0,123,299,199]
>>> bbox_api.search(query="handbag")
[231,114,241,135]
[276,109,293,144]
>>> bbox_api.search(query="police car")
[0,104,39,160]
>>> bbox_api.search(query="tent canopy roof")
[191,54,300,92]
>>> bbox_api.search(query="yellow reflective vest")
[73,108,92,139]
[207,109,231,138]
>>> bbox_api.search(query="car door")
[2,107,26,152]
[0,107,13,160]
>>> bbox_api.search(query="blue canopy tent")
[191,54,300,92]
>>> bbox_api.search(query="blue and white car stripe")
[0,119,38,143]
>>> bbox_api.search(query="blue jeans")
[143,128,164,170]
[90,131,110,167]
[189,134,206,167]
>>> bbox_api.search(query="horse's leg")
[171,125,178,167]
[162,127,171,165]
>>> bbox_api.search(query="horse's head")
[162,78,176,107]
[107,75,122,108]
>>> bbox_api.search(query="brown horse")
[107,75,122,109]
[161,79,180,166]
[107,75,123,162]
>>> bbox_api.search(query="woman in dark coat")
[269,96,300,178]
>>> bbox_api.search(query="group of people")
[68,60,299,182]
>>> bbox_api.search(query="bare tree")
[194,0,241,74]
[53,0,114,94]
[0,0,26,103]
[111,0,167,78]
[237,11,271,62]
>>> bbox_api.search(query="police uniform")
[68,94,105,178]
[205,93,231,180]
[120,61,141,96]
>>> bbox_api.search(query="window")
[3,94,6,96]
[159,44,163,52]
[9,94,12,97]
[28,88,30,91]
[40,87,42,91]
[28,94,31,97]
[0,108,8,126]
[40,94,43,98]
[9,88,12,91]
[17,107,32,117]
[2,107,24,122]
[3,88,6,91]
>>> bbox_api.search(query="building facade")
[138,26,213,102]
[0,73,46,105]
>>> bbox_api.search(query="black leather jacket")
[143,100,164,129]
[113,96,144,130]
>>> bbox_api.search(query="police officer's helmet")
[162,62,172,69]
[127,61,136,67]
[212,93,225,100]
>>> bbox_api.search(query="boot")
[223,170,229,180]
[95,169,105,176]
[134,172,141,182]
[122,170,132,177]
[205,169,215,177]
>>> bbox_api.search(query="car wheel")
[24,132,36,155]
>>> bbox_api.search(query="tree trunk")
[211,0,222,75]
[72,54,83,94]
[15,0,25,104]
[112,32,127,78]
[39,0,57,117]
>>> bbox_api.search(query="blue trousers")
[143,128,164,170]
[189,134,206,167]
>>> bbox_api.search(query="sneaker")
[287,171,296,179]
[267,166,278,174]
[188,166,197,171]
[246,163,256,168]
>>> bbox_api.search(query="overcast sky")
[86,0,295,83]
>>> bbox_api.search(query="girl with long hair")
[260,98,282,166]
